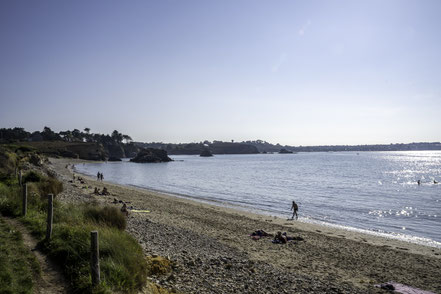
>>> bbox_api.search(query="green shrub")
[15,146,34,153]
[24,175,63,200]
[0,148,17,181]
[84,206,127,230]
[23,171,42,183]
[37,177,63,197]
[0,183,21,216]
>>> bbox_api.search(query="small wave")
[298,218,441,249]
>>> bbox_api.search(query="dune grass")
[0,170,148,293]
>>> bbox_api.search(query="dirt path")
[3,217,68,294]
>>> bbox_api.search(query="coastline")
[74,158,441,250]
[50,157,441,293]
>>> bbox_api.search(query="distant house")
[30,131,43,142]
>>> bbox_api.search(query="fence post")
[22,184,27,216]
[90,231,100,286]
[19,170,22,186]
[46,194,53,240]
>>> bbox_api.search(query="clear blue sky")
[1,0,440,145]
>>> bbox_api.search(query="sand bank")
[49,158,441,293]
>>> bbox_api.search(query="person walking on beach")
[97,172,101,181]
[290,201,298,220]
[100,173,104,181]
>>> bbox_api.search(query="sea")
[75,151,441,248]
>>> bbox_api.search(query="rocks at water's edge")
[200,149,213,157]
[279,148,294,154]
[108,157,122,162]
[130,148,173,163]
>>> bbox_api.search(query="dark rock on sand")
[130,148,172,163]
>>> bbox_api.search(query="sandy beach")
[49,158,441,294]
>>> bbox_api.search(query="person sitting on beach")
[291,201,299,220]
[121,203,129,216]
[250,230,273,240]
[93,187,100,195]
[101,187,109,195]
[273,231,288,244]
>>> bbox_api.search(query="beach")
[50,158,441,293]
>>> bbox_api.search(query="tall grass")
[84,205,127,230]
[0,170,148,293]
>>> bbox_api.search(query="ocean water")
[75,151,441,247]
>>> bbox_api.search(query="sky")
[1,0,441,146]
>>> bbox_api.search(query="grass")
[0,218,40,294]
[19,197,148,293]
[0,171,148,293]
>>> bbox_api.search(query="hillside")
[135,141,259,155]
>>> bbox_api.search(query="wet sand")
[50,158,441,293]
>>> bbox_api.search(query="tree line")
[0,127,132,145]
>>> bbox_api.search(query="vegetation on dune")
[0,146,18,181]
[1,182,148,293]
[0,147,154,293]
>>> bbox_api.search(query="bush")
[24,175,63,200]
[37,177,63,197]
[23,171,42,183]
[15,146,34,153]
[0,148,17,181]
[0,183,21,216]
[84,206,127,230]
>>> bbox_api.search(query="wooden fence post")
[46,194,53,240]
[90,231,100,286]
[19,170,22,186]
[22,184,27,216]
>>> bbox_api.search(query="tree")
[122,134,132,144]
[41,126,60,141]
[59,130,73,142]
[84,128,90,134]
[71,129,83,142]
[111,130,123,143]
[0,127,30,142]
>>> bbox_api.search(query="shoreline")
[75,159,441,250]
[50,157,441,293]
